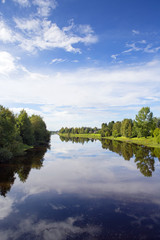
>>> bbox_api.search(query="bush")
[153,128,160,144]
[0,148,13,161]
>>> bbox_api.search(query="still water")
[0,135,160,240]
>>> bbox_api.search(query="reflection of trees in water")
[101,139,133,160]
[60,136,160,177]
[0,146,48,197]
[133,147,155,177]
[59,136,94,144]
[60,136,157,177]
[101,139,157,177]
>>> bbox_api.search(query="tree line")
[59,107,160,143]
[59,126,99,134]
[0,105,50,160]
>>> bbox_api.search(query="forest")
[59,107,160,145]
[0,105,50,161]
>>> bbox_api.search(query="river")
[0,135,160,240]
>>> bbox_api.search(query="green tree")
[112,121,121,137]
[134,107,154,138]
[0,105,21,159]
[16,110,34,145]
[59,127,65,133]
[108,121,114,136]
[30,115,50,145]
[121,119,132,138]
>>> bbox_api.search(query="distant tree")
[59,127,65,133]
[85,128,89,134]
[74,127,79,134]
[64,127,69,133]
[108,121,114,130]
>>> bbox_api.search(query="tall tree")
[0,105,21,159]
[134,107,154,138]
[30,115,50,145]
[121,119,132,138]
[112,121,121,137]
[16,110,34,145]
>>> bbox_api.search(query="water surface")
[0,135,160,240]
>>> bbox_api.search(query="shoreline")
[58,133,160,149]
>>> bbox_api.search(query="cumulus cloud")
[0,51,17,74]
[0,17,97,53]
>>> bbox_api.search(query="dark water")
[0,135,160,240]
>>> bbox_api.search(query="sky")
[0,0,160,130]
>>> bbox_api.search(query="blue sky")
[0,0,160,130]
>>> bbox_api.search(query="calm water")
[0,135,160,240]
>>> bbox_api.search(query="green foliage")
[0,148,13,161]
[59,126,99,135]
[108,121,114,134]
[0,105,17,148]
[134,147,155,177]
[0,105,50,161]
[153,128,160,144]
[121,119,132,138]
[112,121,121,137]
[0,105,19,159]
[16,110,34,145]
[30,115,50,145]
[134,107,154,138]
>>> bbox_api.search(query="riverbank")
[58,133,160,148]
[59,133,101,139]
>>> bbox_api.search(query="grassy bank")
[102,136,160,148]
[59,133,101,139]
[58,133,160,148]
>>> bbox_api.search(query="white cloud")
[50,58,66,64]
[111,54,119,61]
[0,51,16,74]
[0,20,15,43]
[1,18,97,53]
[13,0,30,7]
[2,0,5,3]
[77,24,94,35]
[1,54,160,129]
[33,0,57,17]
[144,44,160,53]
[132,29,140,35]
[123,43,142,53]
[14,18,40,32]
